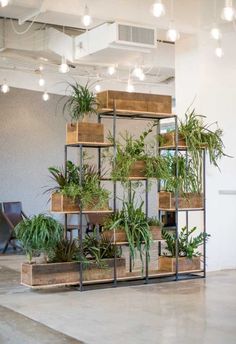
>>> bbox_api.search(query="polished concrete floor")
[0,255,236,344]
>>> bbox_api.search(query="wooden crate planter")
[97,90,172,114]
[159,191,203,209]
[21,258,126,287]
[51,193,110,212]
[159,256,201,272]
[160,132,186,148]
[102,226,162,243]
[129,160,146,178]
[66,122,104,144]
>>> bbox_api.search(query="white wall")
[176,32,236,271]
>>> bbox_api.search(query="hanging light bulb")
[139,72,146,81]
[210,25,222,40]
[95,84,101,92]
[151,0,165,18]
[0,0,9,7]
[59,56,70,73]
[107,65,116,76]
[82,5,92,27]
[221,0,235,21]
[42,91,50,101]
[126,79,134,93]
[38,75,45,87]
[215,46,224,58]
[39,64,44,72]
[1,79,10,93]
[166,21,180,42]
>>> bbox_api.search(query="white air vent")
[118,24,156,47]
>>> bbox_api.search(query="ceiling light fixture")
[127,79,134,93]
[0,0,9,7]
[221,0,235,21]
[39,64,44,72]
[107,65,116,76]
[38,75,45,87]
[95,84,101,92]
[42,91,50,101]
[82,5,92,27]
[1,79,10,93]
[132,66,144,80]
[151,0,165,18]
[210,25,222,40]
[59,56,70,74]
[215,41,224,58]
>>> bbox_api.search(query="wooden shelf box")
[129,160,146,178]
[160,132,186,148]
[102,226,162,243]
[97,90,172,114]
[21,258,126,287]
[159,191,204,209]
[159,256,201,272]
[66,122,104,145]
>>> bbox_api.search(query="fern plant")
[162,226,210,259]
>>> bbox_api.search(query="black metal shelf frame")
[63,105,206,291]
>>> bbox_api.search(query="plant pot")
[21,258,126,287]
[66,122,104,144]
[149,226,162,240]
[158,191,204,210]
[129,160,146,178]
[97,90,172,114]
[51,193,110,212]
[158,256,201,272]
[160,132,186,148]
[102,229,127,243]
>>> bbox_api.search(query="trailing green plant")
[82,231,121,268]
[15,214,63,263]
[147,217,162,227]
[108,193,152,271]
[162,153,201,194]
[179,109,228,169]
[161,226,210,259]
[48,161,110,209]
[62,82,98,122]
[48,239,79,263]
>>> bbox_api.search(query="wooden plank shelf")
[159,208,204,212]
[98,108,175,119]
[51,210,114,214]
[66,142,113,148]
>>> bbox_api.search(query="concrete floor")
[0,255,236,344]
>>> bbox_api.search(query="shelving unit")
[52,98,206,291]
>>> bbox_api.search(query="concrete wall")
[175,32,236,271]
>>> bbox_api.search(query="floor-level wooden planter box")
[159,191,204,209]
[66,122,104,144]
[160,132,186,148]
[159,256,201,272]
[97,90,172,114]
[21,258,126,287]
[51,193,110,212]
[129,160,146,178]
[102,226,162,243]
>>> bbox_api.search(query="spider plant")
[62,82,98,122]
[179,109,229,170]
[15,214,63,263]
[162,226,210,259]
[48,239,79,263]
[109,193,152,271]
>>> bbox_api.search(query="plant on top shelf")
[179,109,228,169]
[15,214,63,263]
[48,161,110,210]
[104,193,152,271]
[161,226,210,258]
[105,123,170,185]
[147,217,162,227]
[63,82,98,122]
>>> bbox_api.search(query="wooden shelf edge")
[98,108,175,118]
[51,210,114,214]
[66,142,113,148]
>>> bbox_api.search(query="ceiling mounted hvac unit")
[74,22,157,61]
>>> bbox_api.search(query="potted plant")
[102,194,152,271]
[160,109,228,169]
[159,226,210,272]
[62,82,104,144]
[158,154,204,209]
[48,161,110,212]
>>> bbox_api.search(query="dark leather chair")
[85,213,109,234]
[1,202,28,253]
